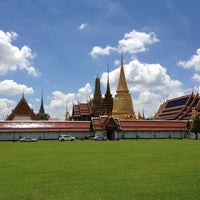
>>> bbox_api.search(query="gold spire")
[116,53,129,93]
[112,53,135,119]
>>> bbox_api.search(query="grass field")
[0,139,200,200]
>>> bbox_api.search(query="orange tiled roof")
[91,116,188,132]
[0,121,91,133]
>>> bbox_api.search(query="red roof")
[0,121,91,133]
[119,120,188,131]
[91,116,188,132]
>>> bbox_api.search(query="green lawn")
[0,139,200,200]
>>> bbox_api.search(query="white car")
[93,136,107,141]
[19,137,38,142]
[59,135,76,141]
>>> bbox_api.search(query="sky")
[0,0,200,120]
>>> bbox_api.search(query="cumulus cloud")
[134,91,161,118]
[125,59,181,93]
[118,30,159,54]
[0,98,16,121]
[101,58,182,117]
[192,73,200,82]
[78,23,88,30]
[177,48,200,71]
[101,58,181,94]
[89,29,159,57]
[46,83,92,120]
[77,83,92,101]
[89,45,116,58]
[0,30,39,76]
[0,80,34,95]
[47,91,75,120]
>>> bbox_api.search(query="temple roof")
[6,95,36,120]
[0,121,91,132]
[154,93,200,120]
[91,116,188,132]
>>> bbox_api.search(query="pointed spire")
[39,89,45,113]
[116,53,129,93]
[65,101,69,121]
[112,53,135,119]
[105,64,112,98]
[93,75,102,100]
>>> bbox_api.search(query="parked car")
[19,137,38,142]
[93,136,107,141]
[59,135,76,141]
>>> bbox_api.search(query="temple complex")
[112,54,135,119]
[0,53,193,140]
[154,92,200,120]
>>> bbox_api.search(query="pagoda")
[112,53,135,119]
[91,75,103,116]
[92,69,113,116]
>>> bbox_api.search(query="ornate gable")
[103,116,120,131]
[6,95,36,120]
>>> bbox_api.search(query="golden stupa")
[112,54,135,119]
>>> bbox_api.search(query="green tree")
[190,115,200,139]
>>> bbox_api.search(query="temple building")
[71,102,92,121]
[71,70,113,121]
[6,94,37,121]
[154,92,200,120]
[112,54,135,119]
[91,70,113,116]
[6,94,50,121]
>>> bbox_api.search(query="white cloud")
[101,58,183,117]
[0,98,16,121]
[192,73,200,82]
[89,45,116,58]
[47,91,75,120]
[134,91,161,118]
[0,80,34,95]
[118,30,159,54]
[0,30,39,76]
[125,59,181,93]
[89,29,159,58]
[46,83,92,120]
[78,23,88,30]
[77,83,92,101]
[177,48,200,71]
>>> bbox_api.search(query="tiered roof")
[6,95,36,120]
[154,93,200,120]
[71,102,92,121]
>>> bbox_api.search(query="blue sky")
[0,0,200,120]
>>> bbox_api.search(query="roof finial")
[105,63,111,98]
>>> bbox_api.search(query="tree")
[190,115,200,139]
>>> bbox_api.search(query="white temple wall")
[117,131,185,139]
[0,130,186,141]
[0,131,92,141]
